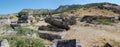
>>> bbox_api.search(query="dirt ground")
[63,22,120,47]
[36,21,120,47]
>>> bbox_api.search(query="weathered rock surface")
[45,16,70,30]
[38,25,65,32]
[49,39,78,47]
[0,39,10,47]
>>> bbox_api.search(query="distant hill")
[20,9,54,15]
[17,2,120,17]
[54,2,120,17]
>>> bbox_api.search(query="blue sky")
[0,0,120,14]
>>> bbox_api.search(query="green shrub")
[3,25,13,31]
[0,36,45,47]
[95,19,114,25]
[15,26,38,35]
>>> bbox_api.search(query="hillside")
[53,2,120,17]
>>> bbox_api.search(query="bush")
[15,26,38,35]
[0,36,45,47]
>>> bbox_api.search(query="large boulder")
[39,33,61,41]
[45,16,70,30]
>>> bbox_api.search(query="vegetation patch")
[15,26,38,35]
[95,19,114,25]
[0,36,45,47]
[3,25,13,31]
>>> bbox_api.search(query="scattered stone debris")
[0,39,10,47]
[39,33,61,41]
[80,16,115,24]
[49,39,81,47]
[38,25,65,32]
[104,42,113,47]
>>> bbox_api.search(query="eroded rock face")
[0,39,10,47]
[39,33,61,41]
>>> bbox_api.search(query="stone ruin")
[45,16,70,30]
[38,25,65,32]
[38,16,77,31]
[49,39,81,47]
[39,33,61,41]
[80,16,116,24]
